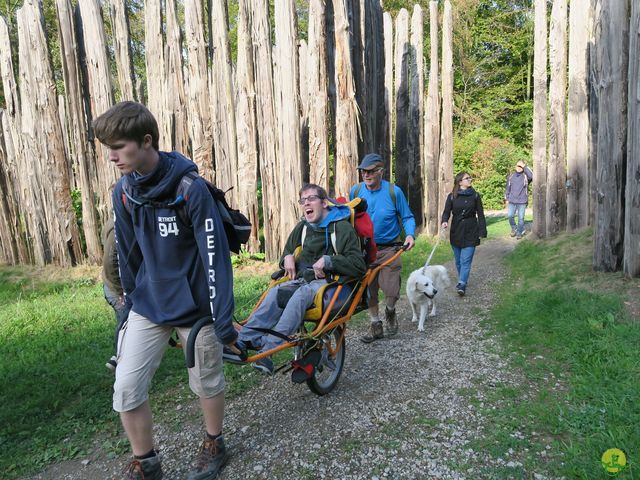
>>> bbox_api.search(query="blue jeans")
[452,246,476,287]
[239,279,326,353]
[507,203,526,235]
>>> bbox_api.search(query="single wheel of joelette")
[306,326,346,395]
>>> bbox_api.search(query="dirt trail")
[31,236,525,480]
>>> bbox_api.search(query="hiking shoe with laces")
[510,228,517,237]
[456,284,466,296]
[187,435,228,480]
[516,232,523,240]
[122,455,163,480]
[385,308,398,336]
[360,321,383,343]
[252,356,274,376]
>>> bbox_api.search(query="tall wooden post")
[108,0,136,101]
[438,0,454,219]
[546,0,567,236]
[77,0,118,223]
[624,0,639,277]
[165,0,189,155]
[532,0,548,238]
[307,0,330,191]
[332,0,360,197]
[566,0,591,231]
[409,5,424,226]
[394,8,409,186]
[251,0,282,259]
[56,0,102,263]
[423,0,440,235]
[184,0,214,181]
[592,0,629,271]
[236,0,260,253]
[382,11,393,170]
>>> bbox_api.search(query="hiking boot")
[360,321,383,343]
[510,228,517,237]
[456,284,466,296]
[252,356,274,376]
[516,233,523,240]
[385,308,398,336]
[122,455,163,480]
[187,435,229,480]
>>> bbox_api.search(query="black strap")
[242,326,293,342]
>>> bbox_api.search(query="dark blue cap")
[357,153,384,170]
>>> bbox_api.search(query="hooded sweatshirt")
[112,151,236,345]
[505,166,533,204]
[280,205,367,283]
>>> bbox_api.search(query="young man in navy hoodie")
[93,101,239,480]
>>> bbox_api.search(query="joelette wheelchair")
[185,245,406,396]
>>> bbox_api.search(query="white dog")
[406,264,451,332]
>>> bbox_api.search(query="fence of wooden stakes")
[0,0,637,277]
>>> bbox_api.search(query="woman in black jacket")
[441,171,487,296]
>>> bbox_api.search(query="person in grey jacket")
[505,160,533,239]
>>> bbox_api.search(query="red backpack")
[334,196,377,265]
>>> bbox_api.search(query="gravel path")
[32,236,530,480]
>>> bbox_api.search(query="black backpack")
[121,171,251,254]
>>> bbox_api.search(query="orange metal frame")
[239,246,406,364]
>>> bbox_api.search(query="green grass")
[475,227,640,479]
[0,267,272,479]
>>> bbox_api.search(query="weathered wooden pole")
[56,0,102,263]
[77,0,118,223]
[108,0,136,101]
[235,0,260,253]
[1,18,33,264]
[250,0,282,259]
[438,0,454,219]
[624,0,639,277]
[274,0,304,232]
[165,0,189,155]
[332,0,360,197]
[394,8,409,187]
[144,0,169,149]
[307,0,330,191]
[566,0,591,231]
[532,0,548,238]
[409,5,424,226]
[423,0,440,235]
[383,11,393,170]
[210,0,239,201]
[361,0,384,157]
[546,0,567,236]
[17,0,83,265]
[592,0,629,271]
[184,0,214,181]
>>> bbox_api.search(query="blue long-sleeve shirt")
[349,180,416,244]
[112,151,236,345]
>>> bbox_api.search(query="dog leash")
[422,229,446,273]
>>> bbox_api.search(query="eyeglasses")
[361,167,383,176]
[462,176,473,181]
[298,194,323,205]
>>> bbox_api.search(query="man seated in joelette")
[235,183,366,375]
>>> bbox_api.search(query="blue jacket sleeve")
[187,179,237,345]
[394,186,416,237]
[524,166,533,182]
[112,183,141,308]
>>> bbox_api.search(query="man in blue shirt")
[350,153,416,342]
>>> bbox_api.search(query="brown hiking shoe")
[360,321,383,343]
[187,435,228,480]
[385,308,398,336]
[122,455,163,480]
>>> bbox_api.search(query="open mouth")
[304,208,314,217]
[423,292,435,299]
